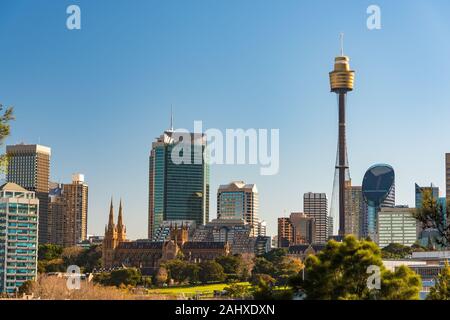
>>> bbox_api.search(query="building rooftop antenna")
[340,33,344,56]
[170,104,174,132]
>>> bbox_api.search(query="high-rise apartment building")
[6,144,50,244]
[377,206,418,248]
[148,130,209,238]
[217,181,259,237]
[0,183,39,294]
[304,193,328,244]
[48,174,88,247]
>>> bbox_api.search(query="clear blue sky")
[1,0,450,239]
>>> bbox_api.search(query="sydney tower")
[329,37,355,237]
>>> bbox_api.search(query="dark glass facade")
[362,164,395,238]
[148,132,209,239]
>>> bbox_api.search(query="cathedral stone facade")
[102,201,230,274]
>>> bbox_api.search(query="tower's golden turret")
[329,55,355,93]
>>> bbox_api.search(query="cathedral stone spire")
[117,199,127,241]
[107,198,115,231]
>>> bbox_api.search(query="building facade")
[278,217,292,248]
[217,181,260,236]
[0,183,39,294]
[6,144,50,244]
[303,193,328,244]
[344,183,367,238]
[290,212,315,245]
[148,130,209,239]
[377,206,418,248]
[48,175,88,247]
[62,174,88,245]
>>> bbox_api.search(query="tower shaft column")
[338,93,347,237]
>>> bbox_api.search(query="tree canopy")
[289,236,421,300]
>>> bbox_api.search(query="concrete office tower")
[278,217,293,248]
[377,206,418,248]
[148,128,209,239]
[217,181,260,237]
[304,193,328,244]
[329,36,355,237]
[6,144,50,244]
[0,183,39,294]
[290,212,315,245]
[344,183,368,238]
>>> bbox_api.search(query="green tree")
[289,236,421,300]
[224,283,252,299]
[164,259,189,283]
[414,189,450,247]
[427,262,450,300]
[38,244,63,261]
[199,261,226,284]
[252,274,276,300]
[0,104,14,173]
[154,267,168,286]
[252,257,275,276]
[106,268,142,287]
[216,255,242,275]
[381,243,413,259]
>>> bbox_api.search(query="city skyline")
[3,1,450,239]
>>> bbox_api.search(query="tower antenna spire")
[170,104,174,132]
[340,33,344,56]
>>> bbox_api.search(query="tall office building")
[278,217,293,248]
[217,181,259,236]
[6,144,50,244]
[290,212,315,245]
[0,183,39,294]
[304,193,328,244]
[148,129,209,239]
[48,174,88,247]
[377,206,418,248]
[344,183,367,238]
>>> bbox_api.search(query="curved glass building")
[362,164,395,240]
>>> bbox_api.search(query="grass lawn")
[147,282,250,298]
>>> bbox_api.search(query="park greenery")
[38,244,102,273]
[289,236,421,300]
[427,262,450,300]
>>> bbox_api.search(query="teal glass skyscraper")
[0,183,39,294]
[148,128,209,239]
